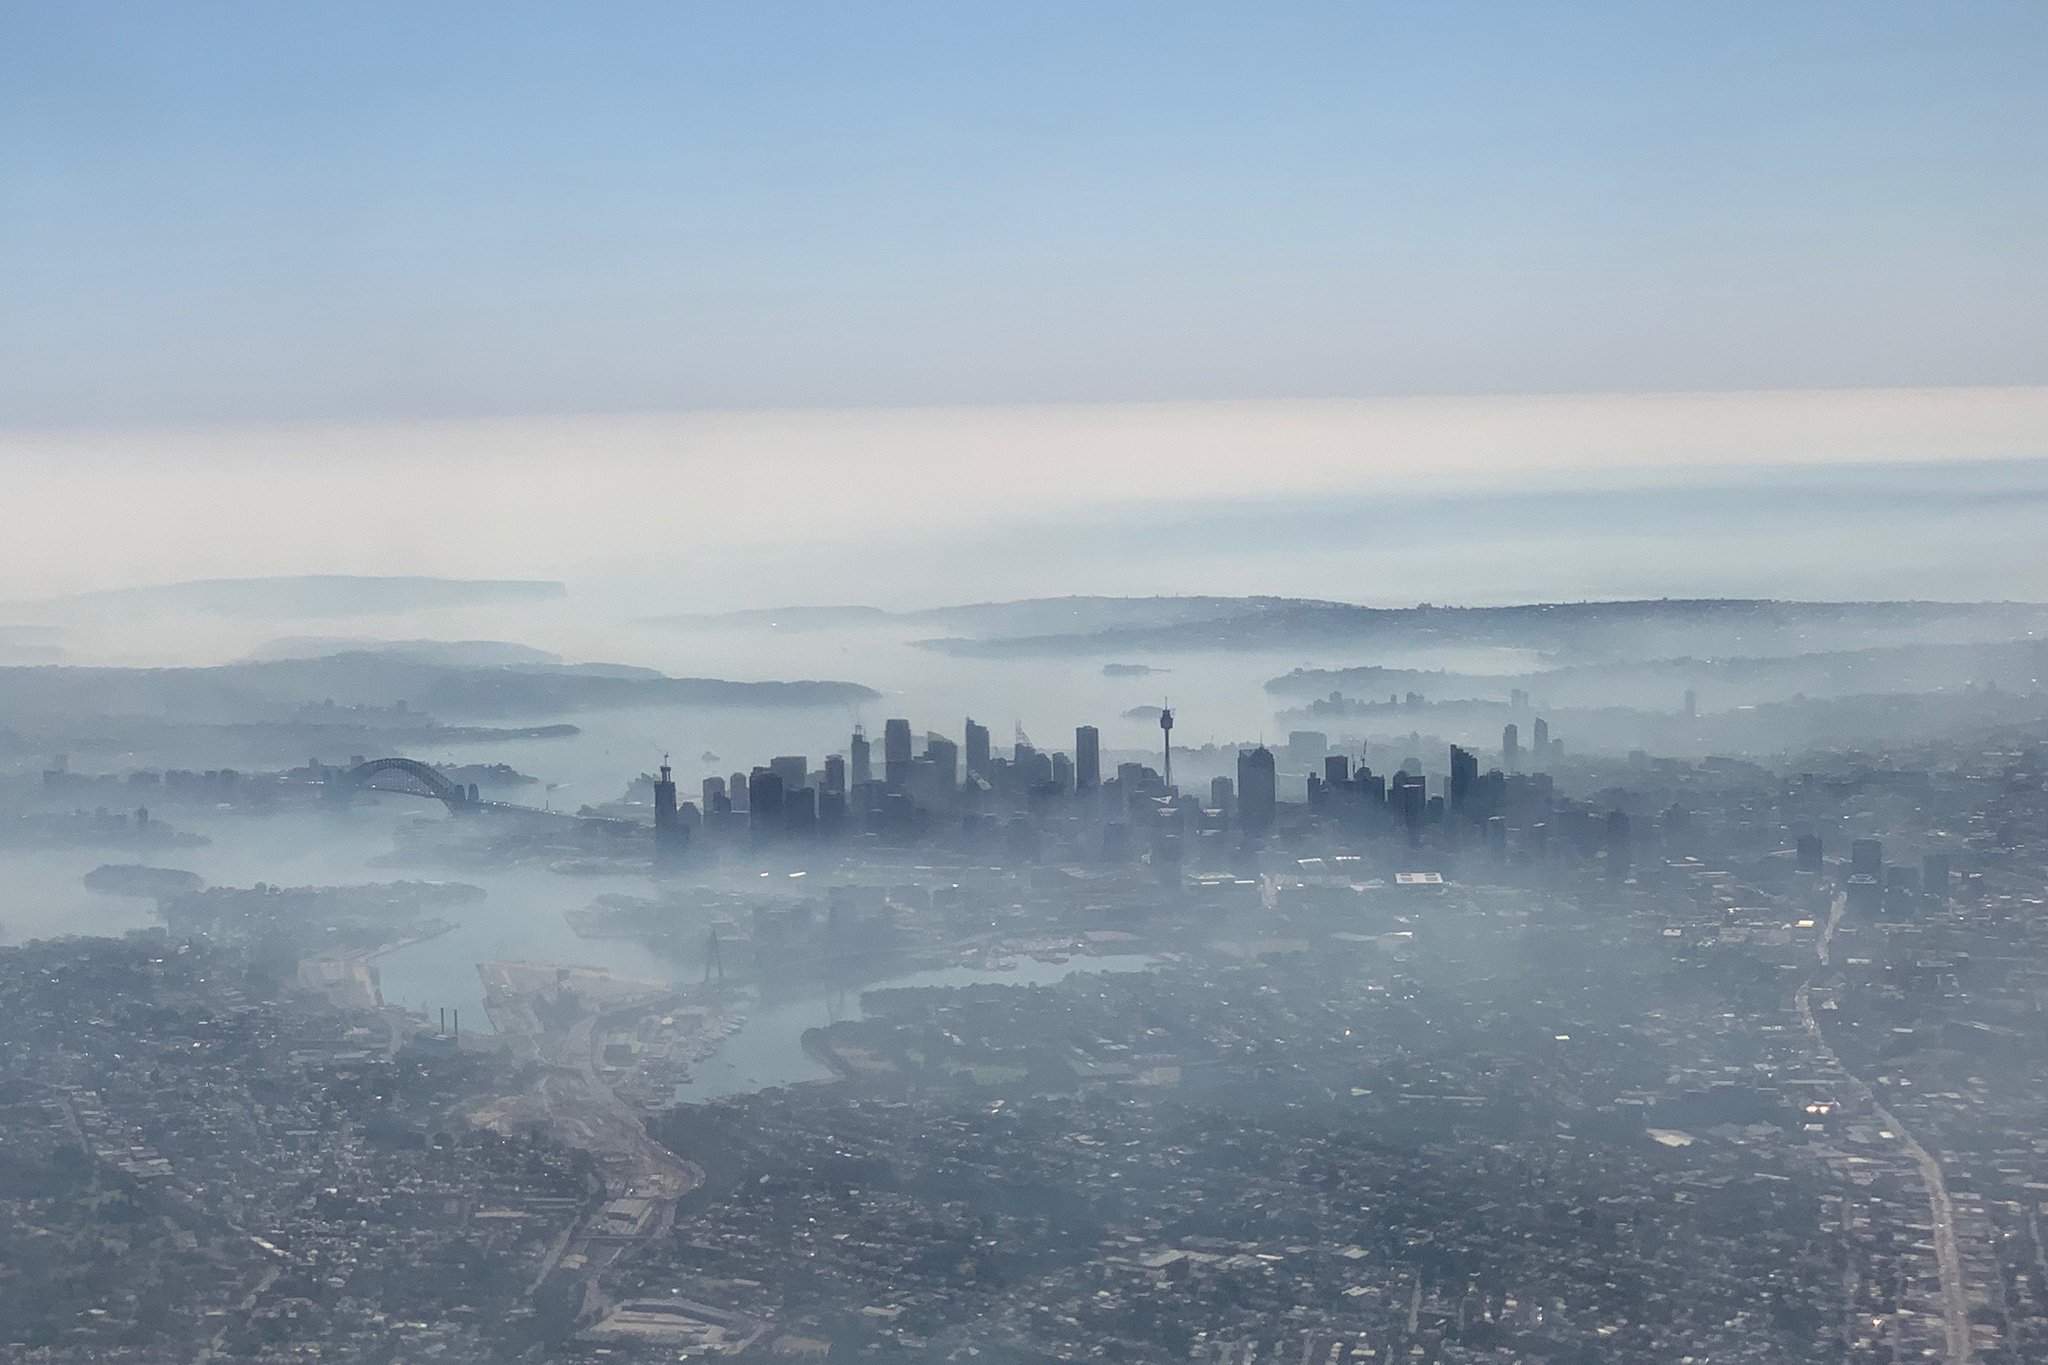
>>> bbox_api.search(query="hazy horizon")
[5,385,2047,619]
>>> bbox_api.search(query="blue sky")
[5,2,2046,425]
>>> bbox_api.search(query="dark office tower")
[728,770,749,812]
[883,718,913,788]
[784,785,817,835]
[1050,752,1074,792]
[747,768,785,835]
[822,754,846,797]
[1449,745,1478,814]
[653,757,684,866]
[1324,755,1351,787]
[1075,725,1101,790]
[925,734,959,788]
[964,718,991,781]
[770,755,807,797]
[1605,810,1633,875]
[1391,772,1426,845]
[1531,716,1549,757]
[701,775,726,809]
[1796,834,1823,874]
[849,726,872,787]
[1159,705,1175,790]
[1237,745,1277,836]
[1851,837,1882,879]
[1922,852,1950,902]
[1683,688,1698,719]
[1210,775,1234,813]
[1502,723,1519,772]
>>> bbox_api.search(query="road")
[1799,893,1972,1365]
[483,990,704,1324]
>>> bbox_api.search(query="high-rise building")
[883,718,913,788]
[964,718,991,781]
[1286,731,1328,771]
[823,754,846,796]
[728,770,750,812]
[925,734,958,788]
[1391,772,1426,844]
[1796,833,1822,873]
[1324,755,1350,786]
[1502,723,1519,772]
[653,757,684,866]
[850,726,872,787]
[1209,775,1234,813]
[1531,716,1549,757]
[1237,745,1277,835]
[1449,745,1478,814]
[1075,725,1101,790]
[748,768,785,834]
[770,755,807,796]
[1851,837,1883,879]
[701,774,726,810]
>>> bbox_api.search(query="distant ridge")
[0,653,878,721]
[654,593,2048,660]
[893,596,2048,659]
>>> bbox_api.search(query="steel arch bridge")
[345,757,471,811]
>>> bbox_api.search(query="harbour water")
[680,953,1165,1101]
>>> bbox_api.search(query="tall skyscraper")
[1851,837,1883,879]
[883,718,913,788]
[1449,745,1478,814]
[822,754,846,796]
[1531,716,1549,758]
[964,718,991,781]
[770,755,807,796]
[748,768,785,834]
[1075,725,1101,790]
[1391,771,1426,844]
[653,756,684,866]
[925,733,958,788]
[1502,723,1519,772]
[850,726,871,787]
[1237,745,1277,836]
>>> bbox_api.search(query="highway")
[1799,893,1973,1365]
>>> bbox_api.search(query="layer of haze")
[4,5,2047,617]
[3,389,2047,621]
